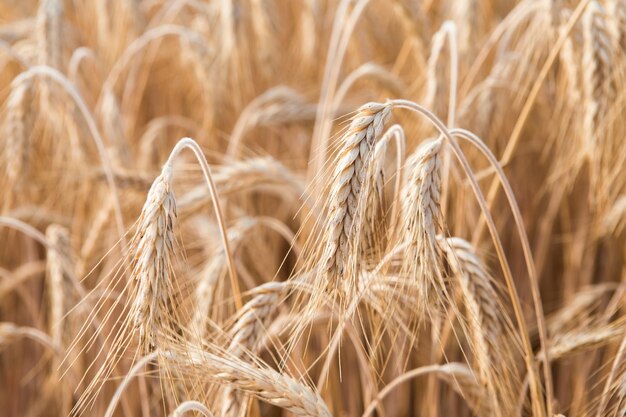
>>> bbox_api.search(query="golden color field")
[0,0,625,416]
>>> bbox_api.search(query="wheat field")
[0,0,625,416]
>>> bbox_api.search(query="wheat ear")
[438,236,509,415]
[222,281,287,417]
[180,349,332,417]
[322,102,391,280]
[130,164,177,352]
[400,138,445,311]
[46,225,73,349]
[36,0,62,69]
[3,79,33,189]
[582,1,614,155]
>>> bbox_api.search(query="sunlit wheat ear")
[400,138,445,313]
[100,91,129,165]
[3,79,34,190]
[222,281,287,417]
[544,323,625,360]
[36,0,62,109]
[438,236,501,349]
[46,224,77,415]
[582,1,614,157]
[130,164,178,353]
[36,0,62,69]
[46,225,73,350]
[438,235,509,415]
[321,102,391,287]
[610,0,626,51]
[178,348,332,417]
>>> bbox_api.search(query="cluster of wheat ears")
[0,0,625,416]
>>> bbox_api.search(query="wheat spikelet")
[545,324,624,360]
[100,91,130,165]
[557,9,581,108]
[360,137,388,267]
[438,236,501,349]
[36,0,62,69]
[321,102,391,281]
[222,281,287,417]
[611,0,626,51]
[130,164,177,352]
[35,0,62,111]
[582,1,615,156]
[178,349,332,417]
[400,138,445,311]
[45,225,73,349]
[3,79,33,189]
[438,235,511,415]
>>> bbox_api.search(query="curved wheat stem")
[171,400,213,417]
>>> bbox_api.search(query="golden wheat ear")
[321,102,391,286]
[129,164,178,353]
[399,138,446,316]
